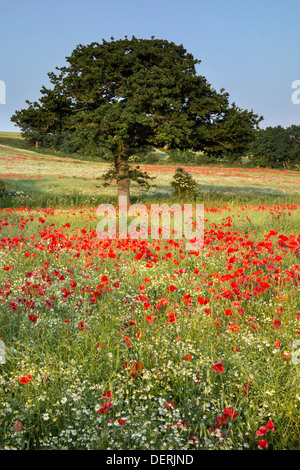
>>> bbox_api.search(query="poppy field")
[0,147,300,450]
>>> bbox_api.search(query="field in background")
[0,131,23,139]
[0,145,300,205]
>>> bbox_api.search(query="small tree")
[171,167,198,198]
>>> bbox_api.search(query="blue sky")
[1,0,300,131]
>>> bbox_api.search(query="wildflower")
[197,296,210,305]
[123,336,132,348]
[164,401,175,410]
[122,361,143,378]
[258,439,268,449]
[101,275,109,284]
[145,314,155,324]
[13,421,23,431]
[184,353,192,361]
[175,419,188,429]
[19,375,32,384]
[166,312,177,324]
[266,420,275,432]
[78,321,87,331]
[212,361,224,374]
[188,435,198,445]
[118,418,127,426]
[256,426,268,436]
[168,285,177,292]
[28,314,38,323]
[222,407,238,420]
[97,401,112,414]
[242,382,252,395]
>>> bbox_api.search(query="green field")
[0,143,299,450]
[0,131,23,139]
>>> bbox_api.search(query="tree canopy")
[11,36,263,201]
[250,125,300,168]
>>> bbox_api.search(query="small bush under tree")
[171,167,198,198]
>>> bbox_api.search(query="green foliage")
[169,149,198,164]
[170,167,198,198]
[11,36,262,198]
[102,165,155,190]
[250,125,300,168]
[128,149,160,164]
[0,179,5,197]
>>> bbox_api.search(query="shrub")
[170,167,198,198]
[169,149,197,164]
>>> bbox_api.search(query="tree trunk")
[116,154,131,206]
[117,178,131,205]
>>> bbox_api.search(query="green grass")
[0,131,23,139]
[0,201,299,450]
[0,140,299,450]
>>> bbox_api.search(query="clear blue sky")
[1,0,300,131]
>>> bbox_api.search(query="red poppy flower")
[222,407,238,420]
[101,275,109,284]
[167,312,177,324]
[13,421,23,431]
[197,296,210,305]
[123,336,132,348]
[19,374,32,384]
[258,439,268,449]
[168,285,177,292]
[118,418,127,425]
[145,314,155,324]
[266,420,275,432]
[78,321,86,331]
[97,401,112,414]
[256,426,268,436]
[164,401,175,410]
[28,314,38,323]
[212,361,224,373]
[184,353,192,361]
[122,361,143,378]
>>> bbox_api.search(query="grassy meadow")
[0,142,299,450]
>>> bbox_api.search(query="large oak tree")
[11,36,262,202]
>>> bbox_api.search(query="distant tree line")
[249,125,300,169]
[164,125,300,169]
